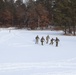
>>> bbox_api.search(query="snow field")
[0,29,76,75]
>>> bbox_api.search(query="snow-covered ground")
[0,28,76,75]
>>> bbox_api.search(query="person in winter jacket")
[35,35,39,44]
[55,37,60,47]
[50,38,54,45]
[41,36,45,45]
[46,35,50,44]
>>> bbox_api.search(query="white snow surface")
[0,28,76,75]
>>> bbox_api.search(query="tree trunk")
[64,25,67,34]
[73,25,75,35]
[68,25,72,34]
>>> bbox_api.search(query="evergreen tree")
[15,0,23,6]
[0,0,4,25]
[53,0,76,35]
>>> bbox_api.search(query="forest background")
[0,0,76,35]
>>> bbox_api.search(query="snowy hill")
[0,28,76,75]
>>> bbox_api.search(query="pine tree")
[53,0,76,35]
[0,0,4,26]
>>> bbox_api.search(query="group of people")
[35,35,60,47]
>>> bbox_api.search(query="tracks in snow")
[0,62,76,71]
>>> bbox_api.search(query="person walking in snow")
[35,35,39,44]
[50,38,54,45]
[46,35,50,44]
[55,37,60,47]
[41,36,45,45]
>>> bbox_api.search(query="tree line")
[0,0,76,35]
[53,0,76,35]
